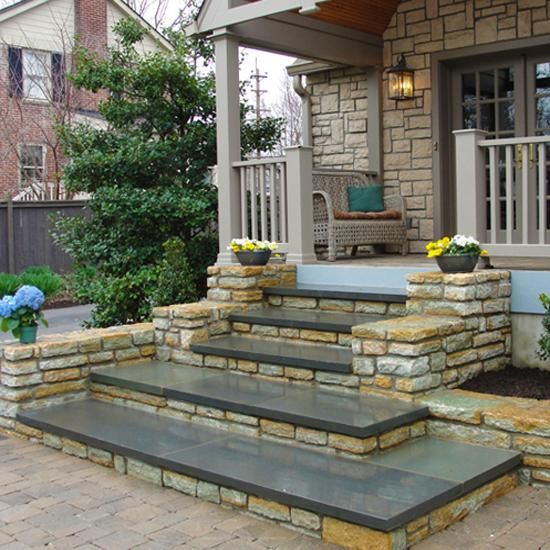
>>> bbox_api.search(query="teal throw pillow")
[347,185,385,213]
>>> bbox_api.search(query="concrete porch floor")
[315,253,550,271]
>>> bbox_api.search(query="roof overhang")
[190,0,384,68]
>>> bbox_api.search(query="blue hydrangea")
[0,296,15,318]
[13,286,45,312]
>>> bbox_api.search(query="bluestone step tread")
[91,364,429,438]
[263,283,406,303]
[17,400,519,531]
[190,335,352,373]
[229,307,386,333]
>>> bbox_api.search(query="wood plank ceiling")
[308,0,399,36]
[245,0,399,36]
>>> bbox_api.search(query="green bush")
[0,274,21,298]
[0,266,63,300]
[20,266,63,298]
[538,293,550,361]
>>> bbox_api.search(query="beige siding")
[106,1,164,54]
[0,0,75,52]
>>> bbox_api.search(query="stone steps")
[17,399,521,538]
[190,334,353,374]
[90,363,429,452]
[263,283,407,316]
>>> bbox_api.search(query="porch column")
[214,31,241,264]
[454,129,488,240]
[366,67,383,179]
[285,146,317,264]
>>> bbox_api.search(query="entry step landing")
[91,363,429,438]
[229,307,386,333]
[18,400,521,532]
[263,283,406,303]
[190,335,353,373]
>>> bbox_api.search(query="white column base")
[285,253,318,265]
[216,251,239,265]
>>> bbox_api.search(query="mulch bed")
[460,366,550,400]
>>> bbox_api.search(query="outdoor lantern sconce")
[388,55,415,100]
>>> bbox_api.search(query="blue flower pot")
[19,325,37,344]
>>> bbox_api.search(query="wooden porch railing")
[454,129,550,257]
[233,156,288,250]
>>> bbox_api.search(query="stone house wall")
[306,0,550,253]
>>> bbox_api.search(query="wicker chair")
[313,169,408,261]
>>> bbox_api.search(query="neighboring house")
[191,0,550,261]
[0,0,171,198]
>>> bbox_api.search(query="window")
[23,50,50,100]
[7,47,65,101]
[19,145,45,185]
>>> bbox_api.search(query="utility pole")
[250,58,268,122]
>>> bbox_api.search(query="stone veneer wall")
[352,270,511,398]
[0,324,155,435]
[422,389,550,487]
[307,0,550,252]
[307,67,369,171]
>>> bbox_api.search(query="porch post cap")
[452,129,489,136]
[284,145,314,152]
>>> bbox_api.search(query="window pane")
[499,101,515,131]
[497,68,514,98]
[23,51,48,77]
[462,73,476,101]
[536,63,550,94]
[536,97,550,130]
[479,70,495,100]
[462,103,477,129]
[20,145,43,167]
[480,103,496,132]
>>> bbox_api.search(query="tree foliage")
[53,19,283,326]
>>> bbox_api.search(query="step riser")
[12,420,520,550]
[90,382,427,457]
[232,322,353,348]
[266,295,406,317]
[173,354,360,389]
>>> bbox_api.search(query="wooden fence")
[0,199,88,274]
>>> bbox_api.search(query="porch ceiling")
[250,0,399,36]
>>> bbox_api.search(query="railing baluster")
[522,144,529,244]
[270,163,278,243]
[259,165,267,240]
[505,145,513,244]
[489,146,498,244]
[240,167,247,238]
[250,166,258,240]
[280,163,288,244]
[539,143,547,244]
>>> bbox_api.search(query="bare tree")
[126,0,201,29]
[270,71,303,155]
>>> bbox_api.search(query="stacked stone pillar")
[353,270,512,399]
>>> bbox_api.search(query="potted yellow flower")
[229,238,278,266]
[426,235,488,273]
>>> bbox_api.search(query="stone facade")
[0,323,155,433]
[353,270,511,398]
[422,389,550,488]
[308,67,369,171]
[307,0,550,252]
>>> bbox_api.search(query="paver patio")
[0,435,547,549]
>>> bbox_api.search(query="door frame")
[431,34,550,238]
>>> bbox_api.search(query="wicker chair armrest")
[313,190,334,224]
[384,194,407,220]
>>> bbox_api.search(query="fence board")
[0,201,88,274]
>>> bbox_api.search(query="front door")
[450,53,550,244]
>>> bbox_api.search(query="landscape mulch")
[460,366,550,400]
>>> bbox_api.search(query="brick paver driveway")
[0,436,548,549]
